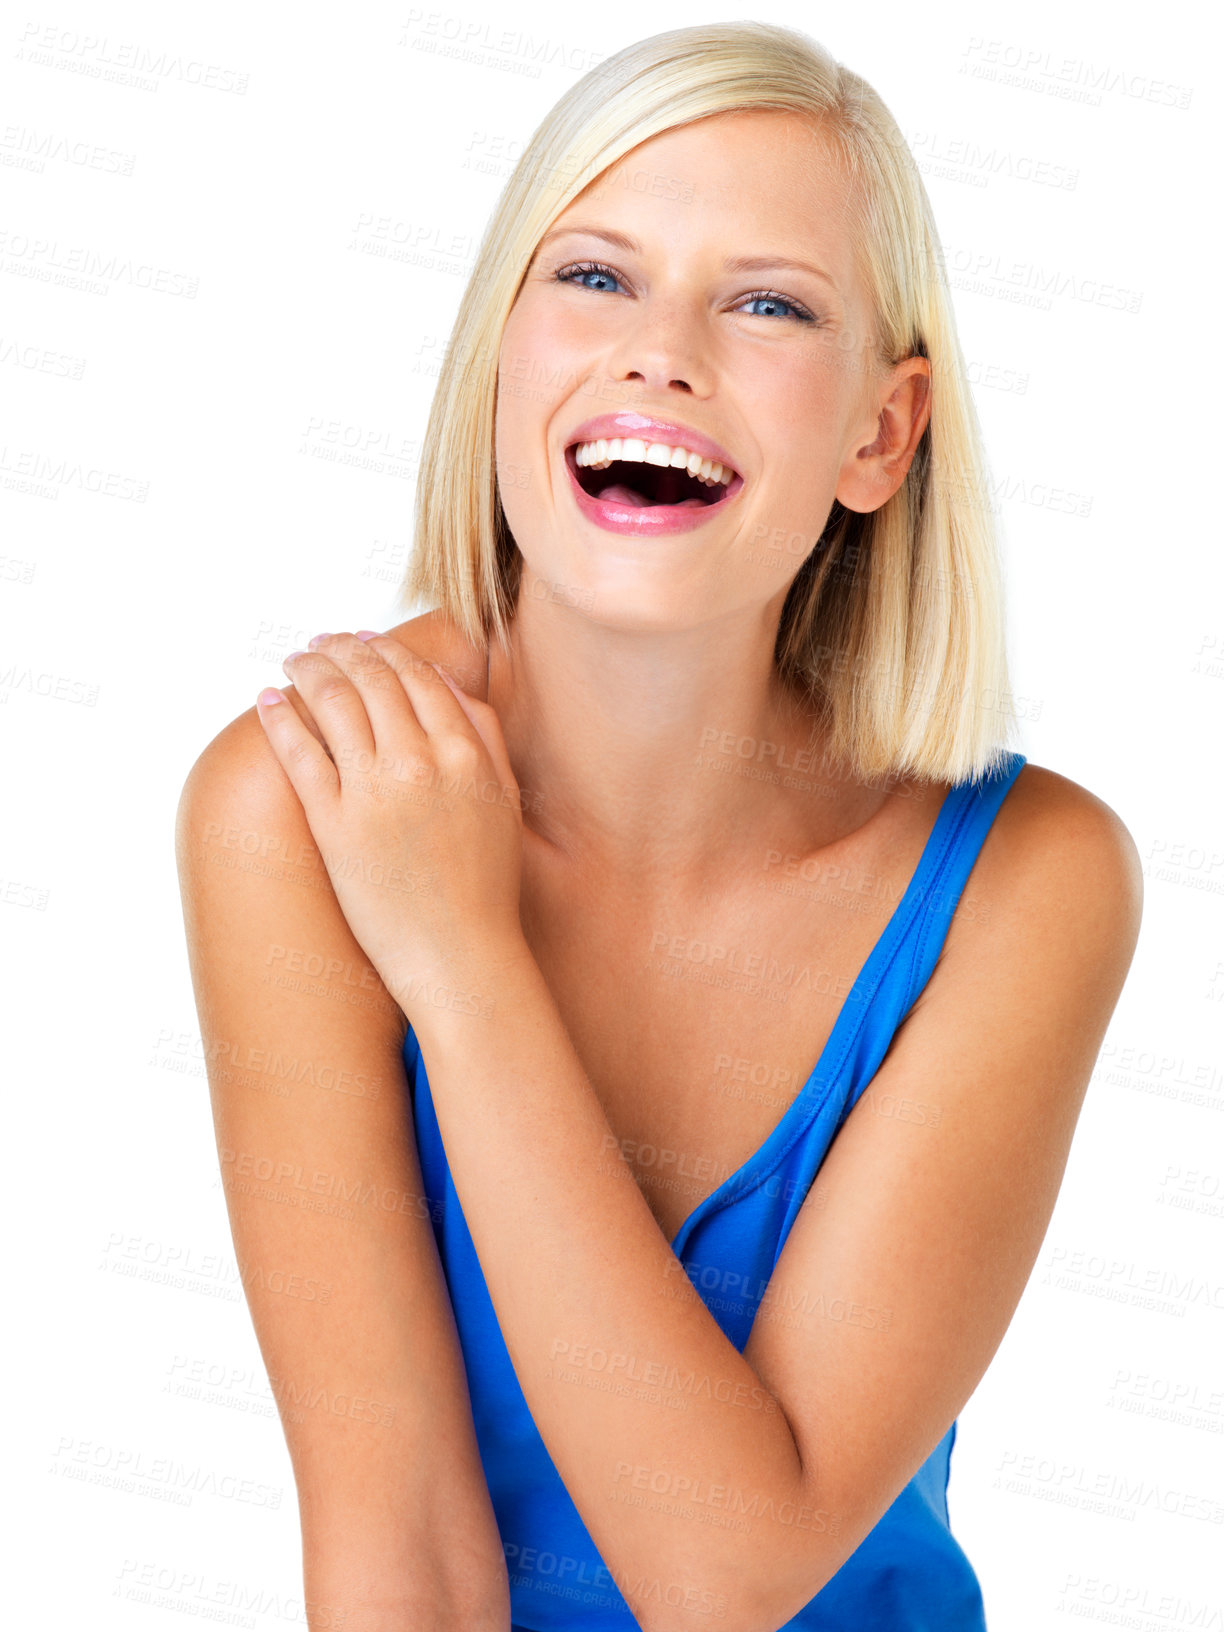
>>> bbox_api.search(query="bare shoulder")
[890,758,1147,1103]
[174,628,466,1045]
[994,759,1142,860]
[174,607,483,1017]
[381,609,488,693]
[740,759,1146,1613]
[178,608,484,803]
[965,759,1143,963]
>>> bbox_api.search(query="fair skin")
[490,109,932,887]
[178,110,1143,1632]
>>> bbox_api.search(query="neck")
[490,590,856,884]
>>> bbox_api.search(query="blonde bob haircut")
[399,20,1017,786]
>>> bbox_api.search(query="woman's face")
[495,108,925,629]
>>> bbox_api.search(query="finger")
[305,633,431,754]
[282,647,376,775]
[281,682,335,762]
[429,666,521,806]
[355,633,483,741]
[255,687,341,811]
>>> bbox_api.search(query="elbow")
[621,1557,776,1632]
[624,1446,843,1632]
[636,1538,839,1632]
[641,1584,828,1632]
[707,1567,836,1632]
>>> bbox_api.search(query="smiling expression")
[494,109,908,623]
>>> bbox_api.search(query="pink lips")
[563,411,745,539]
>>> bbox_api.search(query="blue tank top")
[403,749,1027,1630]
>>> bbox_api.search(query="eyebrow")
[535,225,840,293]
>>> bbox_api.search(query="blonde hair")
[398,21,1017,785]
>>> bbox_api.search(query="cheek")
[495,319,540,486]
[497,302,578,451]
[734,364,850,552]
[499,296,585,382]
[768,356,857,475]
[496,314,527,437]
[494,320,554,539]
[497,303,532,386]
[772,345,843,420]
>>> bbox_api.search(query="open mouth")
[564,444,742,510]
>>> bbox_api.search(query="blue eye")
[555,260,625,295]
[739,292,814,323]
[553,260,819,324]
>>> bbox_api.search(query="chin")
[516,550,712,630]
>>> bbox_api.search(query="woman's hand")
[255,630,527,1014]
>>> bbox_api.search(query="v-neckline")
[666,776,970,1255]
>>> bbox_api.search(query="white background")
[2,1,1220,1628]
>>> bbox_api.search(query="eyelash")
[552,259,822,326]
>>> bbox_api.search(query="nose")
[608,299,713,398]
[624,365,693,393]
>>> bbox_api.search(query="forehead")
[546,110,857,285]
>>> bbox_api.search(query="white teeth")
[573,437,734,487]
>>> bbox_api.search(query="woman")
[176,22,1142,1632]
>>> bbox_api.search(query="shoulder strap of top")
[825,749,1028,1145]
[898,748,1027,1017]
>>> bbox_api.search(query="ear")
[834,357,932,515]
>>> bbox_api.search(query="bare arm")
[175,697,510,1632]
[245,634,1144,1632]
[405,771,1143,1632]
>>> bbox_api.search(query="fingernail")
[285,649,306,662]
[258,688,284,706]
[308,633,331,649]
[355,629,379,642]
